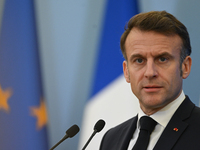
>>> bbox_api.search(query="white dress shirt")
[127,91,185,150]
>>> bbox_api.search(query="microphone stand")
[50,135,69,150]
[82,130,97,150]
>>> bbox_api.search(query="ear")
[182,56,192,79]
[123,60,130,83]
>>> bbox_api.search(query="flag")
[79,0,139,149]
[0,0,49,150]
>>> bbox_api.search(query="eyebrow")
[129,54,144,62]
[154,52,174,59]
[129,52,174,61]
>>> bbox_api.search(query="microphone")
[50,124,80,150]
[82,119,105,150]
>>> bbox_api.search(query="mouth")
[143,85,163,92]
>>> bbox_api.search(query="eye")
[159,57,167,62]
[135,58,144,64]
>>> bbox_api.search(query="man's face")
[123,28,191,115]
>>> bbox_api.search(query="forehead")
[125,28,182,57]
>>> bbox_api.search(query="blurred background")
[0,0,200,150]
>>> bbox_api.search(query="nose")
[144,59,158,79]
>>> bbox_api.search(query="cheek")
[172,72,182,88]
[129,70,143,90]
[171,65,182,81]
[163,67,182,91]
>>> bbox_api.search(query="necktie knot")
[132,116,157,150]
[140,116,157,134]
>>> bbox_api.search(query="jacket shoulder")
[99,116,137,150]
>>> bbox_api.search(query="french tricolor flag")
[79,0,139,149]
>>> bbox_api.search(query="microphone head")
[94,119,105,132]
[66,124,80,138]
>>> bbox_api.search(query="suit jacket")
[99,96,200,150]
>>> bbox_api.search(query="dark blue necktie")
[132,116,157,150]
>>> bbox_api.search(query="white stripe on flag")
[78,75,139,149]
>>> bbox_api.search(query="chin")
[141,97,166,108]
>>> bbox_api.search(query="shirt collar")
[137,91,185,128]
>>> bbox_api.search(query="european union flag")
[0,0,49,149]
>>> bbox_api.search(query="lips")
[143,85,163,92]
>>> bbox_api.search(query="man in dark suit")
[100,11,200,150]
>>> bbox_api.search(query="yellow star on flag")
[0,85,12,113]
[30,99,48,130]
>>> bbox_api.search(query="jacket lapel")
[153,96,195,150]
[119,116,138,150]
